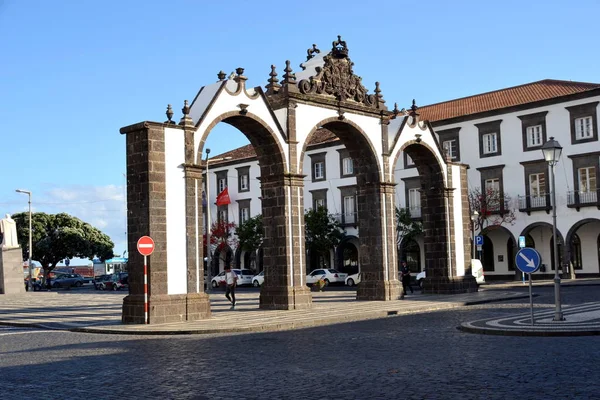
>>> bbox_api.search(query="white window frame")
[482,133,498,154]
[240,207,250,224]
[218,178,227,193]
[314,162,324,180]
[528,173,545,197]
[526,125,543,147]
[342,157,354,175]
[315,198,325,209]
[239,174,249,191]
[442,139,457,160]
[405,154,414,167]
[343,195,355,216]
[408,188,421,214]
[578,167,597,192]
[485,178,500,193]
[575,116,593,140]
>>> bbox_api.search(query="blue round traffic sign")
[515,247,541,274]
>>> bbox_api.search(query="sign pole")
[144,255,148,324]
[137,235,155,325]
[529,273,534,326]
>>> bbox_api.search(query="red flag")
[216,187,231,206]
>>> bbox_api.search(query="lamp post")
[470,210,479,259]
[541,136,564,321]
[15,189,32,291]
[204,149,232,293]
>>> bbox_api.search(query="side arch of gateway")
[119,37,478,324]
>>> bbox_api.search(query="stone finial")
[217,70,226,81]
[234,67,248,85]
[393,102,400,117]
[265,64,282,95]
[236,67,245,76]
[374,82,385,107]
[410,99,419,117]
[165,104,174,124]
[306,44,320,61]
[332,35,348,58]
[179,100,193,126]
[281,60,296,85]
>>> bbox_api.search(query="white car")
[211,269,254,288]
[345,272,361,287]
[252,271,264,287]
[416,259,486,288]
[306,269,348,286]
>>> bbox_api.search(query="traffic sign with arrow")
[515,247,541,274]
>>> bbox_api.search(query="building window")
[519,160,548,211]
[518,111,548,152]
[477,164,505,213]
[343,195,356,223]
[437,128,461,161]
[309,152,327,182]
[567,152,600,207]
[404,152,415,169]
[575,116,593,140]
[237,167,250,192]
[218,178,226,193]
[579,167,597,193]
[342,157,354,175]
[339,185,357,225]
[566,101,599,144]
[310,189,328,211]
[476,120,502,158]
[526,125,543,147]
[528,173,545,197]
[240,207,249,224]
[408,188,421,217]
[482,133,498,154]
[217,206,228,223]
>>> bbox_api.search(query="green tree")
[236,215,263,271]
[305,207,344,269]
[396,206,423,262]
[236,215,263,252]
[11,212,114,277]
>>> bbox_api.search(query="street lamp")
[470,210,479,259]
[541,136,564,321]
[15,189,32,291]
[204,148,232,293]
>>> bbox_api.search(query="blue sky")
[1,0,599,261]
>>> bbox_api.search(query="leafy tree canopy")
[395,206,422,247]
[11,212,114,273]
[305,207,344,267]
[236,215,263,252]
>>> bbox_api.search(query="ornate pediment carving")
[297,36,384,110]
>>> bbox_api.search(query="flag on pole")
[216,187,231,206]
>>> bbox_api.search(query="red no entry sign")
[137,236,155,256]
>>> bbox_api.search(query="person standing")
[224,266,238,310]
[400,260,413,298]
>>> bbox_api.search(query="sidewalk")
[0,280,599,336]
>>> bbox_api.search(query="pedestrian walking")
[400,260,413,298]
[224,266,238,309]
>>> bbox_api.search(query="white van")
[416,259,486,289]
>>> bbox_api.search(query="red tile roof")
[418,79,600,123]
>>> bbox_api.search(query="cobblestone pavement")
[1,286,599,400]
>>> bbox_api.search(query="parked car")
[52,273,85,288]
[345,272,361,287]
[98,273,129,291]
[306,269,348,286]
[252,271,264,287]
[211,269,254,288]
[94,274,112,290]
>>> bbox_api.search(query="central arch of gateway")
[120,37,478,324]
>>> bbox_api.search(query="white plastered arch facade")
[119,38,477,324]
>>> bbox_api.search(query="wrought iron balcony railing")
[567,190,599,211]
[517,194,550,215]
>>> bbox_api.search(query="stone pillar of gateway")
[119,36,476,324]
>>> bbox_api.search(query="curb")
[457,324,600,337]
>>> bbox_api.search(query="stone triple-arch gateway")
[120,37,477,324]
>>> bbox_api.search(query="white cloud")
[35,184,128,256]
